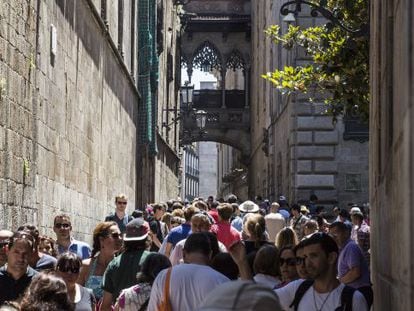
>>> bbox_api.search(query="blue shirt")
[57,238,91,260]
[167,223,192,246]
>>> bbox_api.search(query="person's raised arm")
[228,241,253,280]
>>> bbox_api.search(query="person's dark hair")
[291,204,301,212]
[301,232,338,256]
[172,202,184,210]
[152,203,165,212]
[227,194,238,204]
[90,221,118,258]
[205,232,220,259]
[8,231,35,252]
[136,253,171,284]
[184,206,199,222]
[253,245,281,277]
[20,272,75,311]
[192,200,208,211]
[183,232,212,257]
[17,224,40,244]
[210,201,219,209]
[338,208,350,220]
[211,253,239,280]
[132,210,143,218]
[329,221,352,234]
[217,203,233,221]
[275,227,298,249]
[56,252,82,272]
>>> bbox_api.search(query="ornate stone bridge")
[179,0,251,163]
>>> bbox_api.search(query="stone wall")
[0,0,139,243]
[249,0,368,207]
[370,0,414,309]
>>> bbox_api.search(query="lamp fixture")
[280,0,369,37]
[162,82,195,129]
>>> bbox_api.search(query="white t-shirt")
[254,273,282,289]
[265,213,286,241]
[275,279,368,311]
[147,263,230,311]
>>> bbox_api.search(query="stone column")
[221,68,226,108]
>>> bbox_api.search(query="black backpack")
[289,280,355,311]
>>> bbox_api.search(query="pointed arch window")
[226,50,245,71]
[192,41,222,72]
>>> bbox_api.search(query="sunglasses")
[0,241,8,248]
[295,256,306,265]
[280,257,297,266]
[58,266,80,274]
[108,232,122,239]
[55,223,71,229]
[117,201,127,205]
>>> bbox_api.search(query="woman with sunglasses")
[78,222,123,305]
[278,245,299,288]
[56,252,95,311]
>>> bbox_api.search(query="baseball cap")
[123,218,149,241]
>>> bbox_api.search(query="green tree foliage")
[262,0,369,120]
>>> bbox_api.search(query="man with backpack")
[275,233,368,311]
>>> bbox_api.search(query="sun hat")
[123,218,149,241]
[239,200,260,213]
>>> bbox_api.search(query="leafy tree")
[262,0,369,121]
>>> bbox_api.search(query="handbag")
[157,267,173,311]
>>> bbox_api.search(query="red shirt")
[211,221,241,250]
[208,209,219,223]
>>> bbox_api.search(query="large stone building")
[248,1,369,208]
[143,0,182,204]
[0,0,180,240]
[370,0,414,309]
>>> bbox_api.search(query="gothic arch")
[191,41,223,72]
[225,49,246,71]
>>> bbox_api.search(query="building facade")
[370,0,414,309]
[180,143,199,202]
[198,142,217,199]
[249,1,369,208]
[136,0,181,206]
[0,0,140,240]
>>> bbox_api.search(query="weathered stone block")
[314,161,338,173]
[296,174,335,188]
[296,131,313,144]
[294,102,313,115]
[296,146,335,159]
[314,131,339,145]
[297,116,335,130]
[297,160,312,173]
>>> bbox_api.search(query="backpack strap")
[289,280,314,311]
[336,285,356,311]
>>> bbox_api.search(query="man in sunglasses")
[105,194,133,234]
[275,233,368,311]
[53,214,91,259]
[0,231,38,305]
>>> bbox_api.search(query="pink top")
[211,221,241,250]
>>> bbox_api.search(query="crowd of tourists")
[0,193,372,310]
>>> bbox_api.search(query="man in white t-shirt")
[275,233,368,311]
[265,202,286,242]
[148,232,230,311]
